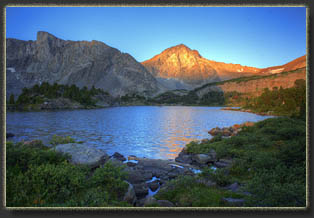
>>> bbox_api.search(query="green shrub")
[6,141,130,207]
[49,135,76,146]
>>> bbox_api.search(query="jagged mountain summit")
[142,44,261,87]
[6,31,163,98]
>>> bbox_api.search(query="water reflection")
[6,106,272,160]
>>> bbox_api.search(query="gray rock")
[157,200,175,207]
[127,170,146,184]
[133,183,149,199]
[193,154,211,165]
[147,180,160,192]
[215,158,233,168]
[175,153,192,164]
[123,181,137,205]
[127,162,137,167]
[53,143,109,168]
[226,182,240,192]
[112,152,126,161]
[143,196,158,206]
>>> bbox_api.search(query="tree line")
[8,82,109,107]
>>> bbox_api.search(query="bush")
[6,140,130,207]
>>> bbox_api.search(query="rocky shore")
[8,120,256,207]
[43,121,253,206]
[221,107,274,116]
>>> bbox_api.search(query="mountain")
[194,67,306,99]
[142,44,306,89]
[258,55,306,74]
[142,44,261,87]
[6,31,163,98]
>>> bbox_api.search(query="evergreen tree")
[9,94,15,105]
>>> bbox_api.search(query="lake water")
[6,106,272,160]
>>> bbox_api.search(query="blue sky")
[6,7,306,68]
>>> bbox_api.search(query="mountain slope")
[258,55,306,74]
[142,44,261,87]
[194,67,306,99]
[6,31,163,98]
[142,44,306,89]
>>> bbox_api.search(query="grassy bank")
[154,116,306,207]
[6,139,130,207]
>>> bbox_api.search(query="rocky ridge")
[142,44,262,87]
[6,31,163,99]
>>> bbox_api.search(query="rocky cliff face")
[6,31,163,98]
[142,44,261,87]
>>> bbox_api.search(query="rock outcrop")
[6,31,163,98]
[53,143,109,168]
[142,44,262,87]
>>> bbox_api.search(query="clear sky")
[6,6,306,68]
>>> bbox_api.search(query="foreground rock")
[53,143,109,168]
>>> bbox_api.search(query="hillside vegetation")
[7,82,109,110]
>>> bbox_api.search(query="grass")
[160,116,306,207]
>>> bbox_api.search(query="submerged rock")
[53,143,109,168]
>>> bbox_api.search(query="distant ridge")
[142,44,306,88]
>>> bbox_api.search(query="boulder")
[193,154,210,165]
[133,183,149,199]
[127,162,137,167]
[156,200,174,207]
[208,127,221,136]
[214,158,233,168]
[175,153,192,164]
[53,143,109,168]
[226,182,240,192]
[6,132,15,138]
[142,171,153,181]
[123,181,137,205]
[222,128,232,136]
[127,170,146,184]
[128,155,138,160]
[193,150,217,165]
[143,196,158,206]
[112,152,126,161]
[147,180,160,192]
